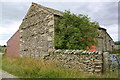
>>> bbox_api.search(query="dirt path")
[0,54,20,79]
[0,70,18,78]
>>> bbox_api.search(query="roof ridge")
[32,2,63,16]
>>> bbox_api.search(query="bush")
[54,10,99,50]
[0,46,6,54]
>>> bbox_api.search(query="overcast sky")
[0,0,119,45]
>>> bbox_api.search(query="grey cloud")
[40,2,118,26]
[1,2,30,24]
[118,2,120,41]
[1,2,118,44]
[76,2,118,26]
[1,2,118,26]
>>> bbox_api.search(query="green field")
[114,45,120,49]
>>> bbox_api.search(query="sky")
[0,0,119,45]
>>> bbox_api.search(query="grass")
[0,46,6,70]
[0,54,1,70]
[2,56,119,78]
[114,45,120,50]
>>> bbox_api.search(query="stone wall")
[19,3,57,58]
[97,28,114,52]
[103,53,120,77]
[45,50,119,74]
[44,49,103,74]
[109,54,120,73]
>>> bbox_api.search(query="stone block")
[94,69,101,72]
[48,20,54,26]
[64,50,69,54]
[49,28,54,33]
[48,48,53,53]
[48,36,52,41]
[54,49,62,53]
[19,30,23,33]
[48,15,53,19]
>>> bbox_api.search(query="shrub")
[54,10,99,50]
[0,46,6,54]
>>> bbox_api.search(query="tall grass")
[2,56,119,78]
[0,54,2,70]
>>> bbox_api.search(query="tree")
[54,10,100,50]
[115,41,120,45]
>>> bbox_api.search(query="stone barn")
[6,3,114,58]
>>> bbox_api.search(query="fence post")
[103,52,110,73]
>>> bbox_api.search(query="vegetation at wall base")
[54,10,99,50]
[2,56,118,78]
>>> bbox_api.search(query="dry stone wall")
[44,49,103,74]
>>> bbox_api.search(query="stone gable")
[19,3,56,58]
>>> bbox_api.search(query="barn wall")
[106,33,114,51]
[19,3,55,58]
[97,28,114,52]
[6,30,19,57]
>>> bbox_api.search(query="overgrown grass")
[0,54,2,70]
[2,56,119,78]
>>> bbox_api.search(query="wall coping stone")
[51,49,103,55]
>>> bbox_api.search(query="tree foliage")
[54,10,100,50]
[115,41,120,45]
